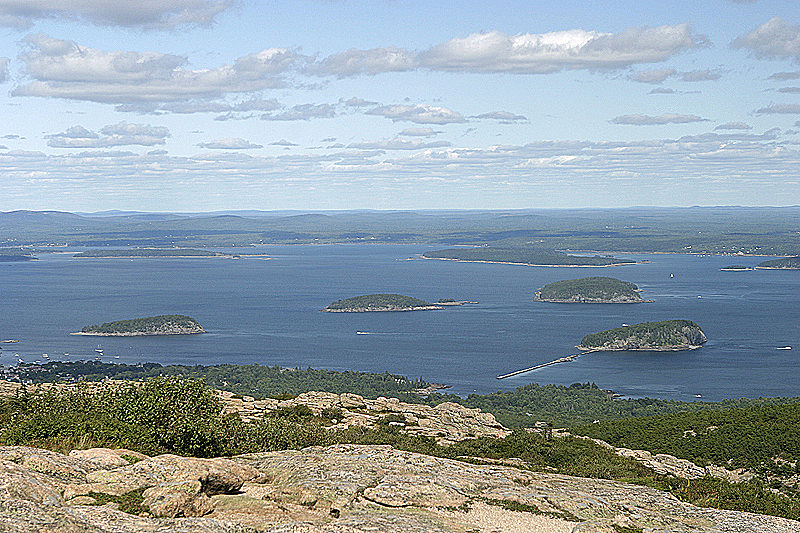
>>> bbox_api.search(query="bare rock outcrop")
[218,390,510,445]
[1,444,798,533]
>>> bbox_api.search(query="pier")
[496,351,593,379]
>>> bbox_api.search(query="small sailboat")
[669,273,674,278]
[95,345,104,354]
[777,346,792,350]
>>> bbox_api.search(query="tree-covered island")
[422,247,638,267]
[755,256,800,270]
[578,320,707,351]
[73,248,232,258]
[720,265,753,271]
[535,276,650,303]
[75,315,206,336]
[323,294,443,312]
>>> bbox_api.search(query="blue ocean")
[1,245,797,401]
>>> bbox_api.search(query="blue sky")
[1,0,799,211]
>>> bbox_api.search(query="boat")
[1,340,19,344]
[777,346,792,350]
[694,394,702,398]
[669,273,674,278]
[356,331,370,335]
[94,345,104,354]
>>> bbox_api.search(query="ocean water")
[1,245,798,401]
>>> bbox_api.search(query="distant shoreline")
[421,256,644,268]
[322,305,443,313]
[70,331,205,336]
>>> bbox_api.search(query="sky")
[1,0,800,211]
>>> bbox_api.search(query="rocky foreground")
[1,444,797,533]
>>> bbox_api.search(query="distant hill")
[535,276,646,303]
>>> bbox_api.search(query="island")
[755,256,800,270]
[322,294,443,312]
[73,248,232,258]
[74,315,206,336]
[720,265,753,271]
[0,254,36,262]
[535,276,650,303]
[422,247,638,267]
[577,320,707,352]
[437,298,478,306]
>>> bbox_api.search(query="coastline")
[420,256,642,268]
[534,293,651,304]
[70,330,205,336]
[576,344,702,352]
[322,305,444,313]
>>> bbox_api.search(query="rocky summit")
[1,444,798,532]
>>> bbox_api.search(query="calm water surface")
[1,245,798,401]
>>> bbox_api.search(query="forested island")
[0,254,36,262]
[323,294,442,312]
[73,248,230,258]
[578,320,707,351]
[422,247,638,267]
[755,256,800,269]
[75,315,205,336]
[720,265,752,271]
[535,276,649,303]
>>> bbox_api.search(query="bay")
[1,244,797,401]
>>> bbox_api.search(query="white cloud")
[679,69,722,81]
[270,139,298,146]
[769,71,800,80]
[14,34,304,104]
[778,86,800,93]
[313,25,704,77]
[366,104,465,124]
[0,57,8,82]
[733,18,800,61]
[45,122,170,147]
[398,127,441,137]
[420,25,704,74]
[611,113,710,125]
[472,111,527,123]
[343,97,378,107]
[197,138,263,149]
[261,103,336,121]
[715,122,752,130]
[0,0,234,29]
[346,139,452,150]
[755,103,800,114]
[631,68,676,84]
[649,87,676,94]
[316,47,417,77]
[631,68,721,84]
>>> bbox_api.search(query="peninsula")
[0,254,36,262]
[577,320,707,351]
[535,276,650,303]
[755,256,800,270]
[73,248,231,258]
[75,315,206,336]
[422,247,638,267]
[323,294,443,312]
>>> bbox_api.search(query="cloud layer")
[45,122,170,147]
[0,0,233,29]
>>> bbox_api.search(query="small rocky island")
[755,256,800,270]
[75,315,206,336]
[720,265,752,271]
[535,276,651,303]
[323,294,443,312]
[577,320,707,351]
